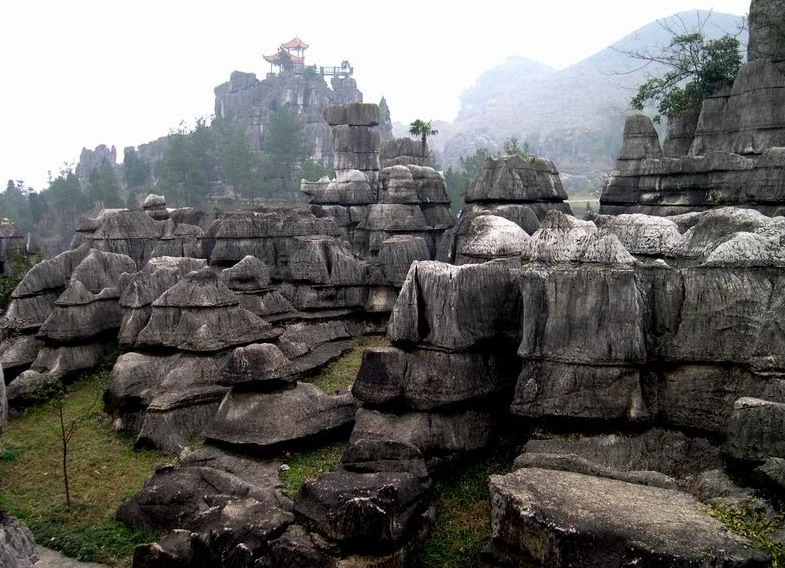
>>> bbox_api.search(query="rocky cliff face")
[601,1,785,216]
[214,70,364,166]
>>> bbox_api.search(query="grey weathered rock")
[324,103,379,127]
[375,236,430,287]
[516,267,643,364]
[380,138,427,168]
[352,347,519,410]
[6,369,60,407]
[294,470,427,550]
[487,468,769,568]
[344,408,495,472]
[387,261,521,351]
[118,257,208,347]
[105,350,230,450]
[87,210,166,267]
[0,334,44,372]
[454,215,530,264]
[287,237,366,285]
[748,0,785,63]
[135,268,278,352]
[150,222,202,257]
[0,513,37,568]
[218,343,294,388]
[617,114,663,160]
[205,383,355,450]
[517,428,722,480]
[726,397,785,462]
[465,155,568,203]
[601,47,785,217]
[512,362,648,421]
[117,445,291,533]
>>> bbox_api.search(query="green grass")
[279,441,346,498]
[305,335,390,394]
[708,500,785,567]
[411,457,514,568]
[0,371,168,566]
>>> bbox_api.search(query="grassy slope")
[0,371,166,566]
[0,335,513,567]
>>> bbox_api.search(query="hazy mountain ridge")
[406,10,747,192]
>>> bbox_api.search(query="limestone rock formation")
[0,513,37,568]
[438,155,571,264]
[486,468,769,567]
[214,69,363,168]
[601,8,785,217]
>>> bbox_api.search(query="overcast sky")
[1,0,750,189]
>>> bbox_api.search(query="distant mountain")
[411,10,746,193]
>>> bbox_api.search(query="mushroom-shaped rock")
[219,343,294,388]
[522,211,636,265]
[220,255,271,291]
[135,267,278,351]
[465,155,568,203]
[457,215,530,263]
[68,249,137,293]
[38,280,123,342]
[205,382,355,450]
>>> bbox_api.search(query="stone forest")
[3,0,785,566]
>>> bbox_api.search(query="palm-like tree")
[408,119,438,159]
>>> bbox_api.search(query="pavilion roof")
[263,52,305,64]
[281,37,309,50]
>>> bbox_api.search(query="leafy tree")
[298,160,332,182]
[444,147,494,212]
[261,106,310,199]
[155,118,216,206]
[213,117,260,201]
[122,147,151,190]
[44,167,87,238]
[28,191,48,225]
[630,31,742,123]
[503,137,533,158]
[408,119,439,157]
[0,180,33,230]
[87,159,123,208]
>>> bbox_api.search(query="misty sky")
[1,0,750,189]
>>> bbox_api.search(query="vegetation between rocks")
[708,500,785,567]
[411,456,514,568]
[0,371,167,565]
[305,335,389,394]
[280,441,346,498]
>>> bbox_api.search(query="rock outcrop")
[214,69,363,168]
[601,5,785,216]
[438,155,572,264]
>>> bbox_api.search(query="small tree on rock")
[408,119,439,158]
[629,25,743,123]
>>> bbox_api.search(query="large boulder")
[205,383,355,450]
[487,468,769,568]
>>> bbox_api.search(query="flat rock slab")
[34,547,108,567]
[488,468,769,568]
